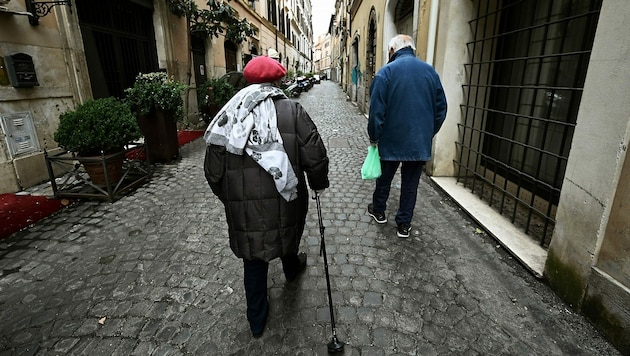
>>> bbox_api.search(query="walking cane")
[313,191,345,353]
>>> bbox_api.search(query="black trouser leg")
[243,259,269,334]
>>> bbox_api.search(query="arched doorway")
[383,0,418,63]
[224,41,238,72]
[364,8,378,113]
[395,0,414,35]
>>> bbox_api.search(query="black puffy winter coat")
[204,97,329,262]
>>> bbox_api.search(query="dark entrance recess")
[75,0,159,99]
[364,9,377,114]
[192,35,207,86]
[225,41,238,72]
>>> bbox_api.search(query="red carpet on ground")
[0,194,66,239]
[177,130,204,146]
[0,130,205,240]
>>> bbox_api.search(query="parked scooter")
[281,79,301,98]
[297,76,311,92]
[286,82,300,97]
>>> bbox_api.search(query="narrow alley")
[0,81,620,355]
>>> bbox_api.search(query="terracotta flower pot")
[79,152,124,186]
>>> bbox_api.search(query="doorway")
[364,9,377,113]
[75,0,159,98]
[225,41,238,72]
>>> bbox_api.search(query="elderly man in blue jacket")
[367,34,447,238]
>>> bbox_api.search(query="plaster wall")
[0,1,77,194]
[0,164,20,192]
[349,0,433,114]
[347,0,380,112]
[545,0,630,297]
[545,1,630,351]
[598,133,630,286]
[0,0,61,46]
[208,38,227,77]
[258,26,277,55]
[429,0,473,176]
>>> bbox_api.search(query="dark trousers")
[243,253,301,333]
[372,160,425,226]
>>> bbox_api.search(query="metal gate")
[75,0,159,98]
[455,0,602,247]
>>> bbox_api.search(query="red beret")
[243,56,287,84]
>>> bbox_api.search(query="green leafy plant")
[197,77,235,107]
[197,77,235,122]
[166,0,257,43]
[124,72,188,120]
[54,97,142,156]
[166,0,257,118]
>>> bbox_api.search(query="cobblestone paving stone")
[0,81,621,355]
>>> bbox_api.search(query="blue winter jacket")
[368,47,447,161]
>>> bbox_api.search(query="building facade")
[313,33,332,79]
[332,0,629,353]
[0,0,312,195]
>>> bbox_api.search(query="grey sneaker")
[397,224,411,238]
[368,204,387,224]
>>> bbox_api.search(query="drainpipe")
[426,0,439,66]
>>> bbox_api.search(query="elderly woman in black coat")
[204,55,329,338]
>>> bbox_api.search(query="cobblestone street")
[0,81,621,355]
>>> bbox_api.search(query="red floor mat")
[1,130,205,240]
[0,194,67,239]
[177,130,204,146]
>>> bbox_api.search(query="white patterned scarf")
[204,84,298,201]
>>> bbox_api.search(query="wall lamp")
[25,0,72,26]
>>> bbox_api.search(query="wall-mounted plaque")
[4,53,39,88]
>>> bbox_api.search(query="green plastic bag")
[361,145,382,180]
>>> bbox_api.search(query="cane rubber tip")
[327,338,345,353]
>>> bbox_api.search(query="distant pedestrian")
[367,34,447,238]
[203,55,330,338]
[268,48,280,61]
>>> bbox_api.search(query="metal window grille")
[76,0,158,98]
[455,0,601,247]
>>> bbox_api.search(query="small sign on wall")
[4,53,39,88]
[1,112,40,158]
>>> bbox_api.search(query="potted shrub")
[124,72,187,163]
[197,77,235,123]
[53,97,142,185]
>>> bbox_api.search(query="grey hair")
[389,34,416,52]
